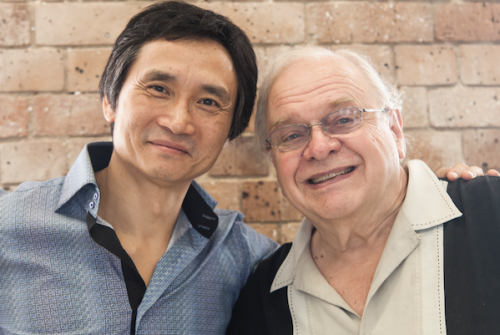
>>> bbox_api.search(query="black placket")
[85,182,219,334]
[87,213,146,335]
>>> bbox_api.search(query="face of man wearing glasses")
[266,56,406,223]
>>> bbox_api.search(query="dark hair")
[98,1,257,140]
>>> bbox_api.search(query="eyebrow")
[268,97,358,134]
[141,70,176,83]
[200,84,232,106]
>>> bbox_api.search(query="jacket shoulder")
[227,243,293,335]
[444,176,500,334]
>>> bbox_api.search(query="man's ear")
[102,96,116,123]
[390,109,405,160]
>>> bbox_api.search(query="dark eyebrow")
[141,70,176,83]
[201,84,232,105]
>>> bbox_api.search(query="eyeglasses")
[266,106,389,152]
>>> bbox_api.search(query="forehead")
[266,56,374,129]
[127,38,237,89]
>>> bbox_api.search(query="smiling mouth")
[149,141,189,154]
[308,166,355,185]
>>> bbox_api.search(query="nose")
[157,100,195,135]
[302,125,341,160]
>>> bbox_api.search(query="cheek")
[362,127,400,157]
[273,153,299,188]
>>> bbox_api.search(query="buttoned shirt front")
[0,142,277,335]
[271,160,462,335]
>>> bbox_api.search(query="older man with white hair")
[227,47,500,335]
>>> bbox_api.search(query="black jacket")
[227,177,500,335]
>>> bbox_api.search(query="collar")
[270,159,462,292]
[57,141,219,239]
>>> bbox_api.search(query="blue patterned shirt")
[0,142,278,334]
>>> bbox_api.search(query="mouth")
[307,166,355,185]
[148,140,190,155]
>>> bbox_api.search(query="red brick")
[459,45,500,85]
[260,45,295,78]
[0,48,64,92]
[35,3,148,45]
[33,94,110,136]
[428,86,500,128]
[0,95,30,138]
[242,181,280,222]
[400,87,428,128]
[435,3,500,42]
[331,44,395,83]
[281,222,301,244]
[306,2,433,43]
[1,141,66,184]
[463,129,500,170]
[241,180,303,223]
[197,181,240,212]
[64,136,111,170]
[0,4,29,46]
[404,130,464,172]
[254,47,266,88]
[247,223,279,242]
[395,45,457,86]
[200,2,305,44]
[209,136,268,177]
[67,48,112,92]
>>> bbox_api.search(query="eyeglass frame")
[266,106,390,152]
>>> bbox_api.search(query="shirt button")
[93,193,99,200]
[89,201,95,209]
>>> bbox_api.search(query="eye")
[147,85,169,96]
[281,131,304,143]
[337,117,354,125]
[330,114,356,127]
[200,99,219,107]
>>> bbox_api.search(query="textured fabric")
[226,243,293,335]
[444,174,500,334]
[0,142,278,335]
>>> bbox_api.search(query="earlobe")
[390,109,406,159]
[102,96,116,123]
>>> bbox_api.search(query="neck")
[308,167,408,316]
[95,152,190,241]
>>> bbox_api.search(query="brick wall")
[1,0,499,243]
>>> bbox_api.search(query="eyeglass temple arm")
[362,108,390,113]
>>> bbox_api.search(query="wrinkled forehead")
[266,56,373,126]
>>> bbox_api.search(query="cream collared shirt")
[271,160,462,335]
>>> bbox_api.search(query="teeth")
[309,166,354,184]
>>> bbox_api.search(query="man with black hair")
[0,2,276,334]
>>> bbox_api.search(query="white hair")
[255,47,404,152]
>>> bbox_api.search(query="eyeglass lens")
[271,107,363,152]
